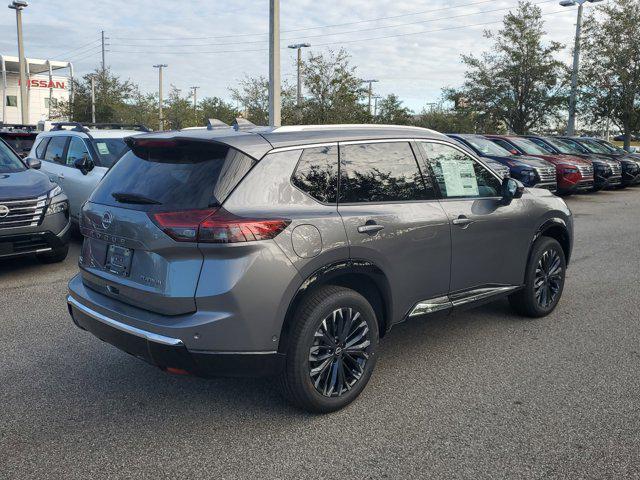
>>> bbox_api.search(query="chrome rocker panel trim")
[409,285,520,318]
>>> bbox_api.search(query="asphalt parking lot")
[1,189,639,479]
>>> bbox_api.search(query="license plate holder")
[105,244,133,277]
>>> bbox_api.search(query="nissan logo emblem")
[0,205,9,218]
[101,211,114,229]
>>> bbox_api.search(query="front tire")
[280,285,379,413]
[509,237,566,318]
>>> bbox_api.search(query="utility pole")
[90,75,96,123]
[9,1,29,125]
[191,85,199,122]
[268,0,281,126]
[361,79,379,116]
[287,43,311,106]
[560,0,603,135]
[101,30,109,71]
[153,64,167,130]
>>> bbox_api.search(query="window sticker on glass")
[440,159,479,197]
[96,142,110,155]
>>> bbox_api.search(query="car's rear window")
[89,141,255,211]
[91,138,130,168]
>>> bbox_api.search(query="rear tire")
[509,237,566,318]
[280,285,379,413]
[36,244,69,264]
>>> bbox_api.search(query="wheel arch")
[277,260,393,354]
[532,217,572,265]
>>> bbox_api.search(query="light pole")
[361,79,379,116]
[288,43,311,107]
[153,64,167,130]
[9,0,29,125]
[269,0,281,126]
[560,0,603,135]
[190,85,199,123]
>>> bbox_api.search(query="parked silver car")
[28,123,147,224]
[67,124,573,412]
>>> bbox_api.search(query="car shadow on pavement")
[16,297,527,424]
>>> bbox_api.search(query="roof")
[132,124,448,160]
[41,129,145,139]
[0,55,71,75]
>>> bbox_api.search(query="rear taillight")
[149,208,290,243]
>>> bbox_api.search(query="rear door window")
[35,137,50,159]
[44,136,68,164]
[90,141,255,211]
[291,145,339,203]
[338,142,435,203]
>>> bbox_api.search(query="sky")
[0,0,603,112]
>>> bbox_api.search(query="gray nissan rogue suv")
[67,124,573,412]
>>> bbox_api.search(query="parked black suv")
[0,137,70,262]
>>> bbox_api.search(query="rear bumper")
[67,292,285,378]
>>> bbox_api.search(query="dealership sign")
[18,78,66,89]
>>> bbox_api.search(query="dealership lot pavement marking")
[1,189,639,479]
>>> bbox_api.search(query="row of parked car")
[449,133,640,193]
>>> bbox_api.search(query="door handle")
[357,224,385,234]
[452,216,474,227]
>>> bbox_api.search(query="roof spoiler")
[206,118,229,130]
[232,118,256,131]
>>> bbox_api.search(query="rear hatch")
[79,138,256,315]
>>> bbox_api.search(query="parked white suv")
[27,123,148,224]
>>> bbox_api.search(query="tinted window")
[0,139,26,173]
[460,136,512,157]
[92,138,130,168]
[66,137,90,166]
[44,136,68,164]
[509,138,550,155]
[528,138,555,153]
[35,137,50,158]
[291,145,338,203]
[90,142,255,211]
[420,142,501,198]
[339,142,434,203]
[490,138,519,153]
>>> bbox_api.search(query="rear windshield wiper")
[111,192,162,205]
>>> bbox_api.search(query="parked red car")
[485,135,594,194]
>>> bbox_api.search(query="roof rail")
[232,118,257,131]
[207,118,229,130]
[83,123,151,132]
[51,122,90,133]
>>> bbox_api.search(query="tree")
[454,1,568,134]
[579,0,640,149]
[376,94,413,124]
[300,49,370,124]
[230,76,270,125]
[163,86,196,129]
[199,97,240,125]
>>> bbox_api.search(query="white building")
[1,55,73,126]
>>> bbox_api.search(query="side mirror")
[73,154,94,175]
[500,177,524,205]
[510,149,519,155]
[26,158,41,170]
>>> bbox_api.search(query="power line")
[109,9,573,56]
[110,0,557,49]
[52,39,101,59]
[69,47,104,63]
[67,45,103,61]
[107,0,520,41]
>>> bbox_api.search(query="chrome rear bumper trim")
[67,295,184,346]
